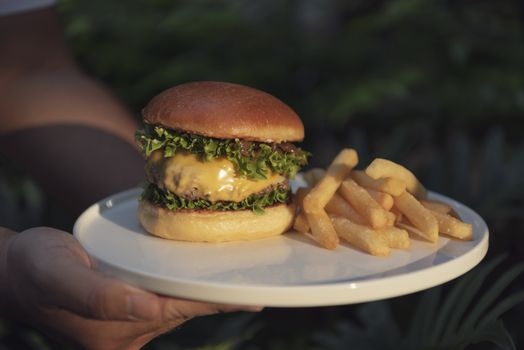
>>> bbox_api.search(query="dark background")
[1,0,524,349]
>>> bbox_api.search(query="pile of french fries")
[294,148,473,255]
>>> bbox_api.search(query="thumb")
[40,250,160,322]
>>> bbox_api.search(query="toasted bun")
[138,200,296,242]
[142,81,304,143]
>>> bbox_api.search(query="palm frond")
[426,268,476,346]
[439,255,506,341]
[459,320,516,350]
[312,301,402,350]
[429,256,524,349]
[458,261,524,334]
[477,291,524,330]
[404,287,441,349]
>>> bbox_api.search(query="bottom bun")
[138,200,296,242]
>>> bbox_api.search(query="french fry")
[391,207,403,223]
[296,149,471,253]
[325,193,366,225]
[385,211,396,227]
[294,187,310,206]
[293,187,310,233]
[339,179,388,229]
[365,158,427,199]
[394,191,438,243]
[351,170,406,196]
[303,149,358,214]
[379,226,410,249]
[294,214,310,233]
[367,189,394,211]
[306,210,339,250]
[421,200,452,214]
[303,168,326,187]
[331,216,390,256]
[448,209,460,219]
[396,221,430,241]
[430,210,473,240]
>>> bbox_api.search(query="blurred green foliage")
[57,0,524,129]
[2,0,524,349]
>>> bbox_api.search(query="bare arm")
[0,7,144,214]
[0,8,262,348]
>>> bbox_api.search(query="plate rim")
[73,187,489,306]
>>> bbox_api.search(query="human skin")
[0,7,145,214]
[0,7,261,349]
[0,227,261,349]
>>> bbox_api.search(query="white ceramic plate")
[73,181,488,307]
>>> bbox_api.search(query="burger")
[135,81,309,242]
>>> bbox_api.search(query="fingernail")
[126,294,158,321]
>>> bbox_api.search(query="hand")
[1,227,262,349]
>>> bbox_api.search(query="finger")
[49,265,161,322]
[28,236,161,322]
[159,297,263,322]
[17,229,262,324]
[40,245,263,323]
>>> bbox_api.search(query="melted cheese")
[146,151,285,202]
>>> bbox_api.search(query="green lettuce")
[141,182,290,215]
[135,124,310,179]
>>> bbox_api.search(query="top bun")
[142,81,304,143]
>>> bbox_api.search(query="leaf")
[460,320,516,350]
[313,301,402,350]
[458,261,524,333]
[440,255,506,340]
[404,287,441,349]
[409,256,524,350]
[476,290,524,330]
[356,301,402,348]
[141,182,290,213]
[427,269,476,346]
[135,124,310,179]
